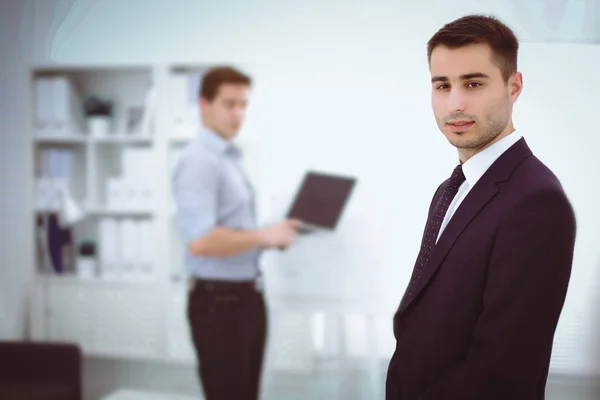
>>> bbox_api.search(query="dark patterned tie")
[404,164,466,300]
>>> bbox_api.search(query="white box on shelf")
[136,183,153,210]
[122,147,152,179]
[100,265,119,281]
[121,180,139,210]
[99,218,121,280]
[77,257,97,279]
[106,178,125,210]
[107,178,154,212]
[118,218,137,280]
[139,219,155,279]
[120,264,136,281]
[88,116,111,137]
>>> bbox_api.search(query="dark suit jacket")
[386,138,577,400]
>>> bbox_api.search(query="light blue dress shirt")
[171,128,262,281]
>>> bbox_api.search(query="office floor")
[84,356,600,400]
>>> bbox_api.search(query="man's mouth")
[448,121,475,130]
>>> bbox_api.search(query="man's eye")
[436,84,449,90]
[467,82,481,88]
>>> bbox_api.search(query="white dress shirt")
[436,131,524,243]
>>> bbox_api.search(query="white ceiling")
[490,0,599,43]
[18,0,600,49]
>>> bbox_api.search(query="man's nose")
[233,106,245,119]
[447,89,466,113]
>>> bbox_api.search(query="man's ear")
[200,96,208,108]
[511,72,523,96]
[510,72,523,103]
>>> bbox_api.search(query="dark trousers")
[187,278,267,400]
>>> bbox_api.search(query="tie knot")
[449,164,466,186]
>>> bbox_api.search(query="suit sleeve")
[418,189,577,399]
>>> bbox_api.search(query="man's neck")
[203,124,230,141]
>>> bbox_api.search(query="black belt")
[189,277,260,293]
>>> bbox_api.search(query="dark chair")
[0,341,83,400]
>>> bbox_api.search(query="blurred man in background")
[172,66,300,400]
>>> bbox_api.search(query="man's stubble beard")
[440,94,511,151]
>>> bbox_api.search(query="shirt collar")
[461,131,523,187]
[200,127,242,158]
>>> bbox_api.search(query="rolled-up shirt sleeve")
[172,152,220,246]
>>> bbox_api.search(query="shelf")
[84,206,154,218]
[32,63,153,73]
[168,135,194,145]
[91,135,153,145]
[33,135,153,145]
[34,206,154,218]
[34,135,87,145]
[37,273,158,286]
[35,207,61,214]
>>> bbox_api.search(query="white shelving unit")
[28,63,207,364]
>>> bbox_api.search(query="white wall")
[3,0,600,377]
[0,0,35,339]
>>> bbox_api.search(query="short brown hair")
[199,66,251,101]
[427,15,519,82]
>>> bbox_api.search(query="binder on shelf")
[34,75,84,138]
[106,178,125,210]
[170,71,202,139]
[34,78,54,138]
[99,217,120,280]
[105,178,154,212]
[139,219,155,278]
[104,147,154,211]
[119,218,137,280]
[96,217,155,281]
[52,76,84,137]
[139,86,156,137]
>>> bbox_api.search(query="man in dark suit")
[385,15,577,399]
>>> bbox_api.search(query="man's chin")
[223,130,239,140]
[446,135,478,150]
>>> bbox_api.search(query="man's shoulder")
[511,155,564,195]
[172,141,223,184]
[505,154,573,211]
[179,140,222,168]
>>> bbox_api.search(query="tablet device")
[286,170,357,234]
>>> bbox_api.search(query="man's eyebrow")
[460,72,490,80]
[431,72,490,83]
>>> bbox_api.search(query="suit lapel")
[399,179,499,313]
[398,138,533,315]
